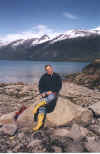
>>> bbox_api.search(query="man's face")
[45,66,53,75]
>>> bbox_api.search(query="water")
[0,60,89,83]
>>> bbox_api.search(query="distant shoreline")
[0,59,91,63]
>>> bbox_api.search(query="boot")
[33,100,46,115]
[33,113,45,131]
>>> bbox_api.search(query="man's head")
[45,64,53,75]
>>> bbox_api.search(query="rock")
[79,110,93,126]
[79,126,88,137]
[89,101,100,116]
[7,150,13,153]
[17,132,25,139]
[84,136,100,152]
[68,124,87,141]
[28,139,42,147]
[46,97,93,127]
[53,124,88,142]
[2,123,17,136]
[4,85,23,96]
[28,139,46,153]
[0,112,16,125]
[13,144,23,152]
[5,88,18,96]
[3,84,34,98]
[65,62,100,90]
[60,82,100,107]
[16,103,37,130]
[0,83,7,87]
[52,145,62,153]
[17,95,93,128]
[89,124,100,136]
[53,128,70,137]
[0,88,4,94]
[66,141,84,152]
[0,94,93,130]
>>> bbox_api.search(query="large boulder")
[0,95,93,130]
[60,82,100,107]
[17,96,93,129]
[46,97,93,127]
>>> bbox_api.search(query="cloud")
[0,24,59,42]
[91,26,100,31]
[63,12,78,20]
[32,24,58,37]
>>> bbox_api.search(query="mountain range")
[0,27,100,61]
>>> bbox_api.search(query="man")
[33,64,62,131]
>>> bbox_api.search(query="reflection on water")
[0,60,89,83]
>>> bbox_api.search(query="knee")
[49,93,56,100]
[46,94,56,104]
[39,107,46,114]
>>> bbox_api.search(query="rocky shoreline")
[64,60,100,90]
[0,61,100,152]
[0,80,100,152]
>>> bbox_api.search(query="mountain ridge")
[0,28,100,61]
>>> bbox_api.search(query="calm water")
[0,60,89,83]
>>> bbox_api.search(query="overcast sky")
[0,0,100,41]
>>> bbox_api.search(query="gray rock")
[0,94,93,130]
[89,124,100,136]
[79,126,88,137]
[53,128,70,137]
[68,124,88,141]
[89,101,100,116]
[2,123,17,136]
[46,97,93,127]
[28,139,42,147]
[69,124,82,141]
[60,82,100,106]
[7,150,13,153]
[66,141,84,152]
[79,110,93,126]
[52,145,62,152]
[28,139,46,153]
[84,137,100,152]
[0,111,16,125]
[17,132,25,139]
[13,144,22,152]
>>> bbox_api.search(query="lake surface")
[0,60,89,83]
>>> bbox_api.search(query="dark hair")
[45,64,52,70]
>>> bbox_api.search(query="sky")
[0,0,100,41]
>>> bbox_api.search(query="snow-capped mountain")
[0,27,100,61]
[0,34,50,48]
[0,27,100,48]
[49,29,100,44]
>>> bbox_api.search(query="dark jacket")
[39,72,62,94]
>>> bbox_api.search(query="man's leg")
[33,100,46,115]
[33,93,56,131]
[33,107,46,131]
[45,93,56,104]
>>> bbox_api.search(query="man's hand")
[41,91,53,97]
[41,92,46,97]
[47,91,52,95]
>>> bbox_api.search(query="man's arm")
[38,75,47,97]
[38,75,45,94]
[52,74,62,93]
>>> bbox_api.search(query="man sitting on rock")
[33,64,62,131]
